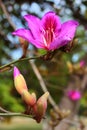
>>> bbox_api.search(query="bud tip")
[13,66,20,78]
[44,92,49,99]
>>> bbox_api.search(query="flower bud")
[19,37,29,58]
[33,92,49,123]
[67,61,73,73]
[22,90,36,106]
[13,66,28,95]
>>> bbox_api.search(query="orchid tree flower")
[67,90,81,101]
[80,60,85,67]
[12,11,79,51]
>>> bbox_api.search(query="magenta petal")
[67,90,81,101]
[49,20,79,50]
[29,40,46,49]
[41,11,61,34]
[24,15,41,39]
[13,66,20,78]
[60,20,79,40]
[49,38,68,50]
[72,92,81,100]
[12,29,45,49]
[12,28,34,42]
[80,60,85,67]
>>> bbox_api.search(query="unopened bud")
[50,109,57,120]
[63,110,71,118]
[67,61,73,73]
[19,37,29,57]
[33,92,49,123]
[13,66,28,95]
[22,90,36,106]
[74,63,80,70]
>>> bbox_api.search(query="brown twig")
[0,112,33,118]
[63,119,79,127]
[29,60,61,114]
[0,107,33,118]
[46,82,65,92]
[0,0,16,30]
[0,55,45,72]
[81,75,87,90]
[0,107,10,113]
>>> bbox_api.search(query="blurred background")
[0,0,87,130]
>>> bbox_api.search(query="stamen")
[42,35,47,47]
[41,27,56,48]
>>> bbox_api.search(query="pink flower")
[80,60,85,67]
[67,90,81,101]
[12,11,79,51]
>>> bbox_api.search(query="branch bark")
[29,60,60,112]
[0,0,16,30]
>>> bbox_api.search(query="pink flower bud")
[13,66,28,95]
[33,92,49,123]
[22,90,36,106]
[67,90,81,101]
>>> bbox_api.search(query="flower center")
[42,28,55,48]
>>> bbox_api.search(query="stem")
[0,0,16,30]
[52,126,55,130]
[46,82,65,92]
[0,107,10,113]
[0,55,45,72]
[63,119,79,127]
[29,60,61,114]
[0,112,33,118]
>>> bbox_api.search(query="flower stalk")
[0,54,46,73]
[0,112,33,118]
[0,50,59,73]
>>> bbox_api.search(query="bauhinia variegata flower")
[67,90,81,101]
[12,11,79,51]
